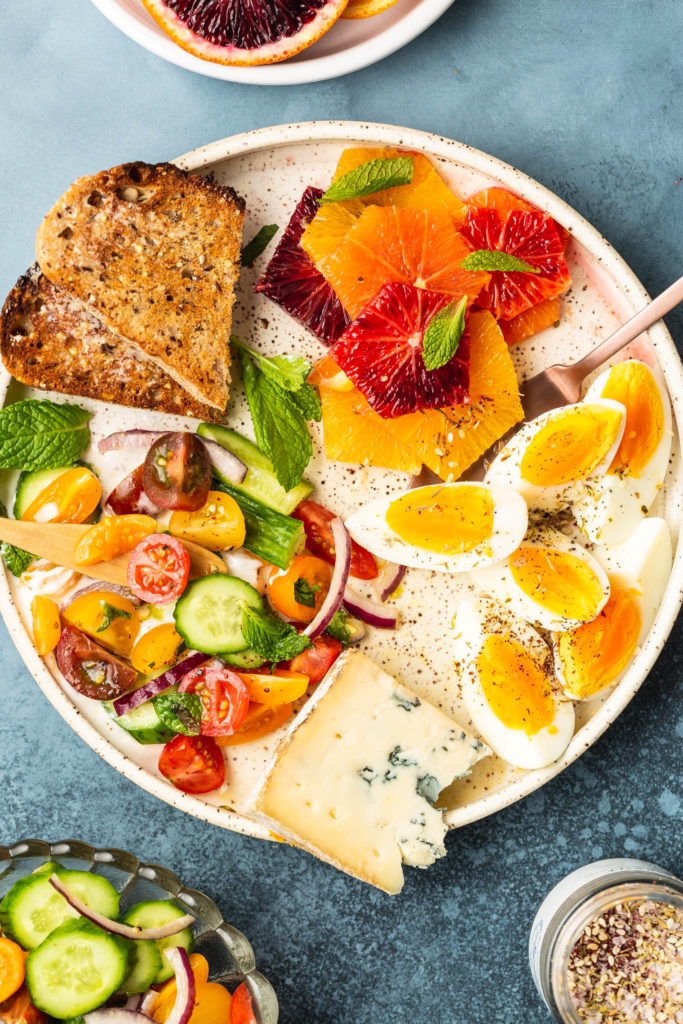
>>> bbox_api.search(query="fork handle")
[571,273,683,378]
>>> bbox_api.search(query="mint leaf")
[294,578,320,608]
[240,224,279,267]
[153,693,202,736]
[422,297,467,372]
[234,338,311,392]
[325,608,350,647]
[459,250,540,274]
[239,350,312,492]
[0,500,33,577]
[241,604,312,663]
[286,382,322,422]
[97,602,132,632]
[0,399,91,471]
[321,157,414,204]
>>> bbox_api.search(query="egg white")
[454,597,575,769]
[485,398,626,512]
[344,482,528,573]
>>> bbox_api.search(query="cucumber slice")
[103,698,177,745]
[213,481,304,569]
[122,901,194,984]
[13,466,74,520]
[174,575,262,655]
[26,919,132,1017]
[117,939,163,995]
[198,424,313,514]
[222,647,265,669]
[0,868,119,950]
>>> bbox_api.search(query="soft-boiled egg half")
[553,517,672,700]
[485,398,626,511]
[454,598,575,769]
[572,360,673,546]
[344,482,528,573]
[471,526,611,632]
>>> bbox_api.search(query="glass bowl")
[0,838,278,1023]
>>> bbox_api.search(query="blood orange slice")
[323,206,489,319]
[140,0,349,66]
[255,187,350,344]
[331,282,470,418]
[462,189,570,321]
[499,295,561,346]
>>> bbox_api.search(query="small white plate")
[88,0,457,85]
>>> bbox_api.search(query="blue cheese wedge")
[246,649,489,894]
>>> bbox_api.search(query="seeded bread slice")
[35,161,245,410]
[0,265,224,421]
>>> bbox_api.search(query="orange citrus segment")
[499,295,561,346]
[342,0,399,17]
[301,199,365,271]
[322,206,489,318]
[320,386,422,474]
[467,187,538,218]
[309,354,354,391]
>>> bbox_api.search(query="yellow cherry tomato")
[131,622,184,674]
[0,936,26,1003]
[62,590,139,657]
[150,954,210,1021]
[267,553,331,623]
[30,596,61,656]
[22,467,101,524]
[72,515,156,566]
[169,491,245,551]
[216,702,293,746]
[236,670,309,707]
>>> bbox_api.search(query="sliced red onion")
[373,562,407,603]
[112,651,208,716]
[48,875,194,938]
[61,580,140,612]
[98,430,246,484]
[163,948,195,1024]
[343,586,398,629]
[123,996,142,1012]
[84,1010,153,1024]
[304,517,351,639]
[139,991,159,1016]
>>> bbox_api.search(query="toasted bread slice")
[35,161,244,410]
[0,265,224,421]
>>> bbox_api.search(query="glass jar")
[529,858,683,1023]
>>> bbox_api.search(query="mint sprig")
[320,157,414,204]
[422,297,467,372]
[325,608,351,647]
[460,250,540,274]
[240,224,279,267]
[154,693,202,736]
[0,500,33,577]
[241,604,312,664]
[0,399,91,471]
[294,578,320,609]
[97,602,132,633]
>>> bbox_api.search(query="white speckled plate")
[88,0,457,85]
[1,121,682,852]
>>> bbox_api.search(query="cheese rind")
[245,650,489,893]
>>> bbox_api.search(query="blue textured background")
[0,2,682,1022]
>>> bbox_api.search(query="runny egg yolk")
[555,585,641,699]
[476,634,555,736]
[509,545,605,621]
[520,404,623,486]
[600,362,664,478]
[385,485,494,554]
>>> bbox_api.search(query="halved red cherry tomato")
[178,659,250,736]
[106,464,159,516]
[127,533,190,605]
[142,433,211,511]
[158,734,225,794]
[229,983,258,1024]
[55,622,138,700]
[283,634,342,684]
[293,500,378,580]
[266,553,331,623]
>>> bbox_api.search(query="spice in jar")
[567,897,683,1023]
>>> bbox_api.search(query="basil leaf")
[321,157,414,204]
[422,297,467,372]
[459,249,540,274]
[0,399,91,471]
[96,602,132,633]
[325,608,350,647]
[240,224,279,267]
[241,604,312,663]
[294,578,320,608]
[154,693,202,736]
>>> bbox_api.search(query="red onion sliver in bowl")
[48,875,195,939]
[98,430,165,453]
[123,996,143,1012]
[84,1010,154,1024]
[303,517,351,639]
[163,947,196,1024]
[199,437,247,485]
[343,586,398,629]
[373,562,407,602]
[98,430,247,484]
[112,651,208,716]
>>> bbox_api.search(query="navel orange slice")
[499,295,561,346]
[342,0,399,17]
[320,386,422,474]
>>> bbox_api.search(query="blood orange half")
[140,0,349,66]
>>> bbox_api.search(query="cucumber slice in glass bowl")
[0,838,278,1022]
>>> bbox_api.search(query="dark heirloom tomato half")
[178,660,250,737]
[55,622,137,700]
[284,634,342,685]
[127,533,190,605]
[158,734,225,794]
[293,500,378,580]
[106,464,159,516]
[142,432,211,511]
